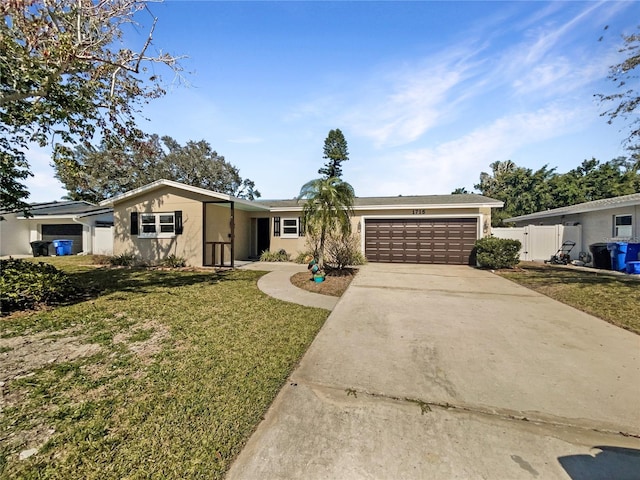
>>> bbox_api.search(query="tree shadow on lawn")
[2,267,263,316]
[71,266,258,296]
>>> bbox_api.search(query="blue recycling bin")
[625,243,640,264]
[607,242,628,272]
[52,239,73,256]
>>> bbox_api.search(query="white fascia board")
[269,202,502,213]
[16,214,79,220]
[352,202,503,211]
[269,206,304,212]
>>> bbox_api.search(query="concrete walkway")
[227,263,640,479]
[240,261,339,310]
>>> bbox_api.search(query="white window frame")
[138,212,176,238]
[614,214,633,238]
[281,217,299,239]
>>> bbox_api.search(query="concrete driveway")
[227,264,640,479]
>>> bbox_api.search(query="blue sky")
[25,0,639,202]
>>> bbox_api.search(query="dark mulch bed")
[290,268,357,297]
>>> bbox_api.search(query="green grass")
[497,262,640,334]
[0,256,329,479]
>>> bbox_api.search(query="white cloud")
[355,104,590,197]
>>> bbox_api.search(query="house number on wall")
[412,209,425,215]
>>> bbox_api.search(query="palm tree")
[298,177,355,269]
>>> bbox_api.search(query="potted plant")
[313,270,326,283]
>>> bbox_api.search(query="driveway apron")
[227,263,640,479]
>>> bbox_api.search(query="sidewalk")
[239,261,339,310]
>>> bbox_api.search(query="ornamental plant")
[475,237,522,269]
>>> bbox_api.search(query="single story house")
[0,201,114,256]
[504,193,640,255]
[101,179,503,267]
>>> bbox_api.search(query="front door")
[257,218,270,255]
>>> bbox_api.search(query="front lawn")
[0,256,328,479]
[497,262,640,334]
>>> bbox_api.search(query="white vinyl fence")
[492,225,582,262]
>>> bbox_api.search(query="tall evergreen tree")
[318,129,349,179]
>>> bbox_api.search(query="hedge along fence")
[0,259,82,313]
[475,237,522,269]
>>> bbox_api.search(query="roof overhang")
[16,208,113,220]
[100,179,270,212]
[269,201,503,213]
[505,195,640,223]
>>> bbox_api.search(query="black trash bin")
[589,243,611,270]
[30,241,52,257]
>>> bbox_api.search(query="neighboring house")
[101,179,503,267]
[0,201,114,256]
[504,193,640,255]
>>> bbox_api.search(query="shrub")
[109,252,137,267]
[324,233,367,270]
[259,249,290,262]
[475,237,521,269]
[161,254,187,268]
[0,259,82,313]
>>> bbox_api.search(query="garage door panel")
[365,218,477,265]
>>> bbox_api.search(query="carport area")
[228,264,640,479]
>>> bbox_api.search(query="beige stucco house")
[101,179,503,267]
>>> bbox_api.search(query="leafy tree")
[318,129,349,179]
[53,135,166,203]
[0,138,32,214]
[298,177,355,269]
[548,157,639,207]
[597,27,640,151]
[475,157,639,225]
[0,0,181,211]
[475,160,555,225]
[54,135,261,202]
[157,137,260,200]
[451,187,470,194]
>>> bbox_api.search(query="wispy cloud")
[335,42,499,149]
[355,104,590,197]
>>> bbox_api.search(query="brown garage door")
[365,218,478,265]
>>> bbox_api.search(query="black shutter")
[131,212,139,235]
[299,216,305,236]
[274,216,280,237]
[174,210,183,234]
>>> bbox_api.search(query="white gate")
[492,225,582,261]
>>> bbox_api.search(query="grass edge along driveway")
[496,262,640,335]
[0,257,329,479]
